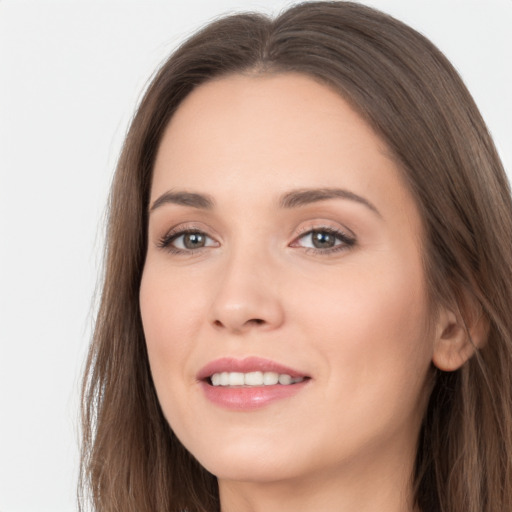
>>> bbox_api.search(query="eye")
[292,227,356,254]
[158,229,218,254]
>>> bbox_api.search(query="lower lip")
[200,380,309,410]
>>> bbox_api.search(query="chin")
[201,455,303,484]
[182,433,308,483]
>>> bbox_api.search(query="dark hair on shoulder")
[80,2,512,511]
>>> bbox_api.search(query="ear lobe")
[432,299,488,372]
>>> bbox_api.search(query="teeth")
[210,371,305,387]
[245,371,264,385]
[262,372,279,385]
[229,372,245,386]
[278,374,292,385]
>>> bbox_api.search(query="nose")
[208,247,285,334]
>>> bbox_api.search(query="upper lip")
[197,357,309,381]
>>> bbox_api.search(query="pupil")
[184,233,205,249]
[312,231,335,249]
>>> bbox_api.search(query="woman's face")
[140,73,436,486]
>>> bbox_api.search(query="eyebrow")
[150,191,215,211]
[150,187,381,217]
[278,188,381,216]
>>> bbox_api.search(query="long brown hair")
[80,2,512,511]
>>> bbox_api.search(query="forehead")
[151,72,420,231]
[157,72,384,164]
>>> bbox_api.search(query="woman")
[80,2,512,511]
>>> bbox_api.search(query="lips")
[197,356,309,382]
[197,357,311,410]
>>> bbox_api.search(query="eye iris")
[183,232,205,249]
[312,230,336,249]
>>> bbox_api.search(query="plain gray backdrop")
[0,1,511,511]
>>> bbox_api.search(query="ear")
[432,295,488,372]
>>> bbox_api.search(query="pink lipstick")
[197,357,310,410]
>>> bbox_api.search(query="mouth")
[197,356,310,386]
[197,357,311,409]
[207,371,308,387]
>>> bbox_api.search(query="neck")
[218,440,420,512]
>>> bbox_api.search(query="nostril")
[212,318,265,329]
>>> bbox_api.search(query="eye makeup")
[156,222,356,257]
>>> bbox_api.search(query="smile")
[198,357,311,410]
[210,371,305,386]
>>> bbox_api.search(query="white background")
[0,1,510,511]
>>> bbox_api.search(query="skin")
[139,73,470,512]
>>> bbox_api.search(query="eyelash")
[157,227,217,255]
[293,225,356,255]
[157,224,356,256]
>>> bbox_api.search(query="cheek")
[140,258,206,346]
[139,264,203,406]
[304,256,433,424]
[295,249,429,334]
